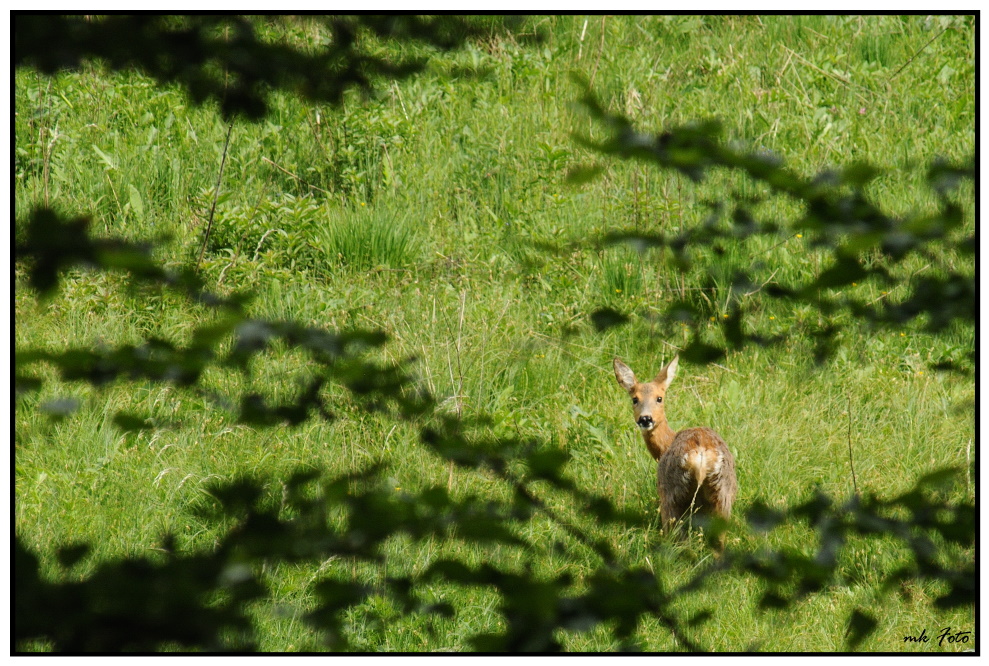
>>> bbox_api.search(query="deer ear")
[656,356,678,388]
[613,358,636,391]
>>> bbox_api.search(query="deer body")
[613,357,737,548]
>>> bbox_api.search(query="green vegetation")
[15,15,974,652]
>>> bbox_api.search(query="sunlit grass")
[15,15,974,652]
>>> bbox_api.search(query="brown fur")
[613,356,738,550]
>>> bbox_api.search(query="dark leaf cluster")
[14,15,503,120]
[14,212,974,654]
[741,471,974,648]
[573,78,973,368]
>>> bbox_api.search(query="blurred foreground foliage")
[15,15,973,652]
[571,77,973,368]
[15,14,511,120]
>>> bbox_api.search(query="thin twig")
[391,81,410,121]
[303,107,332,165]
[889,27,947,81]
[448,290,468,491]
[865,290,891,307]
[252,228,286,263]
[39,80,56,208]
[577,18,588,60]
[847,394,859,496]
[784,45,855,87]
[588,16,607,89]
[742,268,781,297]
[676,177,686,299]
[197,122,234,269]
[965,439,971,494]
[104,171,123,221]
[762,234,801,256]
[261,156,332,196]
[783,45,875,102]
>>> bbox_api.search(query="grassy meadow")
[14,15,975,652]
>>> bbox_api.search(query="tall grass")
[317,205,421,272]
[15,15,974,652]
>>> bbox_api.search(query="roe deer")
[613,356,737,550]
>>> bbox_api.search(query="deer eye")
[656,397,663,403]
[632,397,639,405]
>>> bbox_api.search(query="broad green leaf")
[127,184,145,221]
[92,144,117,170]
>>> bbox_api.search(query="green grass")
[316,204,422,272]
[15,15,974,652]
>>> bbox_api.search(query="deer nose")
[637,415,654,429]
